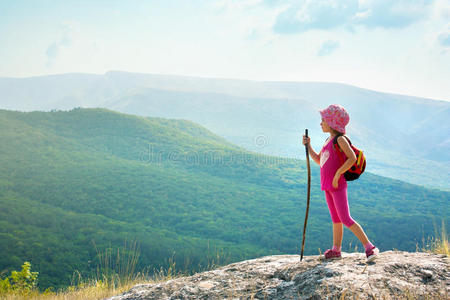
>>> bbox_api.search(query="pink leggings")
[325,189,355,228]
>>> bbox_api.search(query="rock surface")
[106,251,449,299]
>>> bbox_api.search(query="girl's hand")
[302,135,310,146]
[332,172,341,189]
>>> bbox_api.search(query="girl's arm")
[335,136,357,175]
[302,135,320,165]
[332,136,356,188]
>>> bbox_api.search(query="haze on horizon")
[0,0,449,102]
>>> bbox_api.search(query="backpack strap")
[333,135,352,150]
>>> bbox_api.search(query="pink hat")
[319,104,349,134]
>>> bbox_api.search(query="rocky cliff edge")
[107,251,449,299]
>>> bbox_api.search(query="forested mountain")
[0,71,449,189]
[0,108,448,290]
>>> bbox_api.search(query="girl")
[302,104,379,262]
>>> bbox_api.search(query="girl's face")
[320,118,331,132]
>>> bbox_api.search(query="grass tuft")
[419,220,449,256]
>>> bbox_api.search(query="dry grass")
[1,280,143,300]
[419,220,449,257]
[0,239,182,300]
[0,260,182,300]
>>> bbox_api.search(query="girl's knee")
[343,219,355,228]
[330,215,341,223]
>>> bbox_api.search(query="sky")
[0,0,449,101]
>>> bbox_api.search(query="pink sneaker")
[366,246,379,262]
[321,249,342,260]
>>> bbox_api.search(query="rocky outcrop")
[107,251,449,299]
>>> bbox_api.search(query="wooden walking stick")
[300,129,311,261]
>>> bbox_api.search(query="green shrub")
[0,261,38,295]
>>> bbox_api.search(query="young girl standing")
[302,104,379,262]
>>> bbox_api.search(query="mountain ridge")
[1,71,448,189]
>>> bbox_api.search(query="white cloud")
[269,0,436,34]
[431,0,450,19]
[437,24,450,54]
[213,0,263,13]
[245,28,260,40]
[45,43,59,67]
[354,0,435,29]
[45,22,77,68]
[210,0,281,45]
[273,1,359,34]
[438,28,450,46]
[317,40,340,56]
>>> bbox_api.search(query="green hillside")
[0,108,448,290]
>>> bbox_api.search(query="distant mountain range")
[0,108,448,289]
[1,71,449,189]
